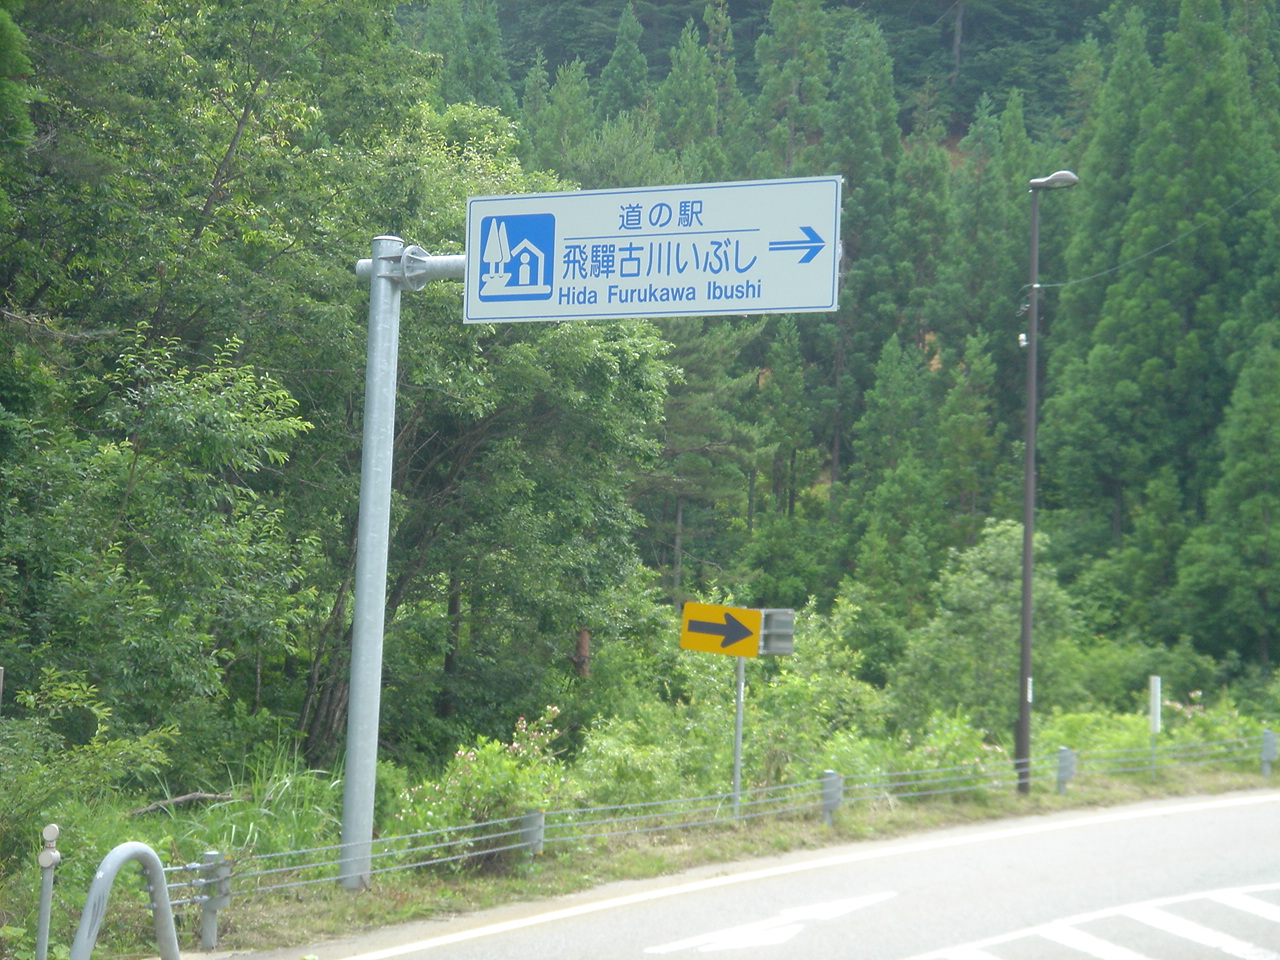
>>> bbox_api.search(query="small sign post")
[680,602,795,813]
[1149,675,1162,781]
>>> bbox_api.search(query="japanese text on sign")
[465,176,842,322]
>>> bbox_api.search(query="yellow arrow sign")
[680,602,762,658]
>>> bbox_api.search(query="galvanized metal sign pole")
[342,238,463,889]
[733,656,745,814]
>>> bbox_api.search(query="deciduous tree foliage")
[890,520,1089,736]
[1,0,672,774]
[0,333,313,764]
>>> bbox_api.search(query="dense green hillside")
[0,0,1277,826]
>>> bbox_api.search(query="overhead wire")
[1028,179,1269,295]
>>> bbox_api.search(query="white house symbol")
[479,221,551,299]
[507,238,547,291]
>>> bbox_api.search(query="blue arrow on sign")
[768,225,826,264]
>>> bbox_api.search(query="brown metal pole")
[1016,187,1041,795]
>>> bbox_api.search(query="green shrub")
[891,711,1010,800]
[815,728,895,783]
[1035,709,1149,755]
[0,670,171,870]
[569,715,685,807]
[1163,693,1265,747]
[1036,696,1266,775]
[157,700,296,790]
[749,597,887,785]
[4,795,171,955]
[899,711,1008,771]
[389,707,566,869]
[1066,636,1220,713]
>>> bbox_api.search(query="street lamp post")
[1017,169,1078,795]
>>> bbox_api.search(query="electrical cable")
[1027,179,1268,294]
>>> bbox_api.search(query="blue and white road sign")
[464,177,842,323]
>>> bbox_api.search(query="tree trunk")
[301,652,349,767]
[299,571,354,765]
[950,1,966,83]
[788,448,798,517]
[436,579,464,719]
[573,628,591,679]
[673,496,684,598]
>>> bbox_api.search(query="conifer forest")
[2,0,1280,871]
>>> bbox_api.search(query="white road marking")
[328,793,1280,960]
[645,917,806,954]
[1039,923,1157,959]
[691,923,804,953]
[1214,891,1280,925]
[1125,904,1280,960]
[905,881,1280,960]
[644,892,897,953]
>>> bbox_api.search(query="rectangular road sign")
[681,602,763,658]
[464,176,842,323]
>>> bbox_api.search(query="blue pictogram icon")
[478,214,555,301]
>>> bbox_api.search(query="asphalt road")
[235,790,1280,960]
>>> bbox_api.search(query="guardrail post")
[35,824,61,960]
[1263,730,1278,777]
[520,811,545,856]
[69,842,180,960]
[821,770,843,827]
[199,851,232,950]
[1056,747,1076,795]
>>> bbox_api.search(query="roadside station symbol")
[477,213,554,301]
[681,602,763,658]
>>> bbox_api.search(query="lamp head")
[1029,170,1080,191]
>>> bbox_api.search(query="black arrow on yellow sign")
[687,612,755,648]
[681,602,762,657]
